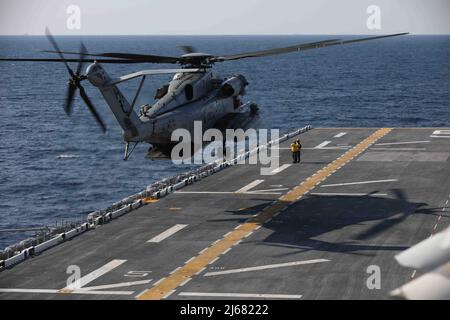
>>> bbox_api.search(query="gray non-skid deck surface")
[0,128,449,300]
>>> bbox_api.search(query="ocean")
[0,35,449,249]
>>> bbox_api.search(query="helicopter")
[0,29,408,160]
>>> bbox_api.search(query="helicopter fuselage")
[139,70,248,144]
[86,62,251,153]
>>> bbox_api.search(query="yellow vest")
[290,143,299,152]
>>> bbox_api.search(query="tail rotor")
[45,28,106,132]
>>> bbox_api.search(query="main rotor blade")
[212,39,341,62]
[332,33,409,45]
[40,50,183,64]
[75,42,88,76]
[45,27,75,78]
[0,57,146,64]
[213,33,408,62]
[65,83,77,115]
[78,85,106,133]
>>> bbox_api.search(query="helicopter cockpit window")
[173,73,184,80]
[154,84,169,100]
[185,84,194,101]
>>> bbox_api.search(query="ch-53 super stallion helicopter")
[0,29,407,160]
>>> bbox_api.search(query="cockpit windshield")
[154,84,169,100]
[172,73,184,80]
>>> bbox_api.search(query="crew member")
[295,139,302,163]
[290,140,299,163]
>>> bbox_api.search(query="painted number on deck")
[125,271,152,278]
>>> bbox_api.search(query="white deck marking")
[152,277,166,286]
[185,257,195,264]
[334,132,347,138]
[320,179,398,188]
[64,259,127,290]
[175,191,281,195]
[70,290,134,295]
[147,224,188,243]
[204,259,329,277]
[124,270,152,277]
[0,288,133,295]
[179,292,302,299]
[235,179,264,193]
[247,188,289,193]
[163,289,176,299]
[314,141,331,149]
[375,140,430,146]
[263,242,406,251]
[135,289,152,299]
[80,279,152,291]
[306,146,351,150]
[370,147,427,151]
[430,130,450,138]
[247,192,283,195]
[432,130,450,135]
[268,164,292,175]
[179,278,192,287]
[310,193,387,197]
[0,288,59,294]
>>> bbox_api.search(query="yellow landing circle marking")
[136,128,392,300]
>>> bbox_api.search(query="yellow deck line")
[137,128,392,300]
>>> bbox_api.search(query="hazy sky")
[0,0,449,35]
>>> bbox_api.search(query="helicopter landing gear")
[123,141,139,161]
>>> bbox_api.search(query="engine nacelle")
[219,75,248,98]
[86,62,111,87]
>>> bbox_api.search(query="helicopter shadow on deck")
[207,202,275,224]
[217,189,441,257]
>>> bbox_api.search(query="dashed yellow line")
[136,128,392,300]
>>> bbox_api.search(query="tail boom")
[86,62,143,140]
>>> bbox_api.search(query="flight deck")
[0,128,449,300]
